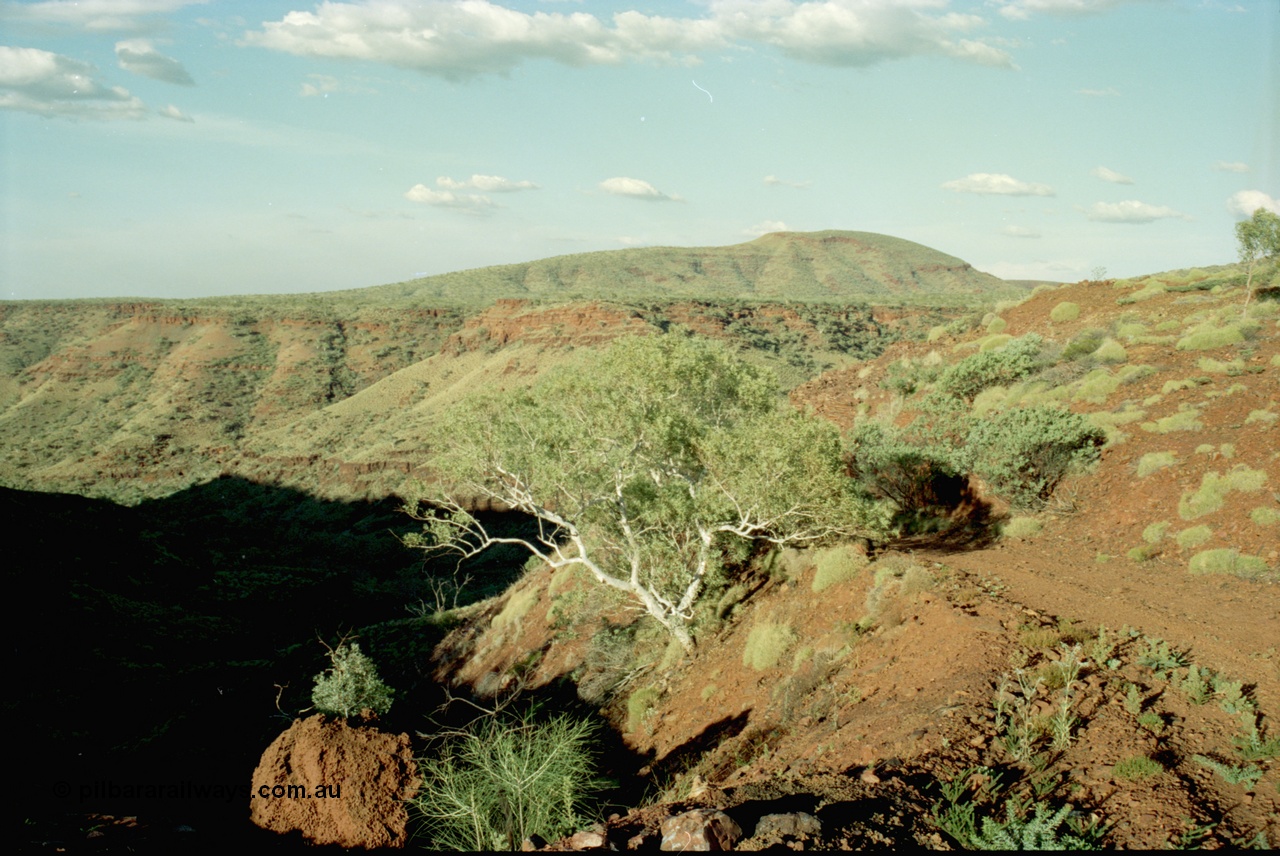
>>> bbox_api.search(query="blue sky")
[1,0,1277,300]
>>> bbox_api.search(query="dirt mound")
[248,714,419,849]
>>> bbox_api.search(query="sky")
[1,0,1277,300]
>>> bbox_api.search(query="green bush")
[743,621,796,671]
[967,406,1105,509]
[1002,517,1043,539]
[811,544,868,592]
[1061,329,1106,361]
[937,333,1045,401]
[413,711,605,850]
[847,420,968,527]
[1176,324,1245,351]
[1176,525,1213,549]
[1189,549,1271,580]
[1050,302,1081,323]
[1136,451,1177,478]
[1114,755,1163,781]
[311,642,395,719]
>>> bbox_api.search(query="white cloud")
[1213,160,1250,173]
[1086,200,1188,223]
[1,0,212,32]
[1002,225,1041,238]
[942,173,1054,196]
[242,0,1015,80]
[158,103,192,121]
[115,39,194,84]
[763,174,811,189]
[437,174,540,192]
[994,0,1135,21]
[599,176,680,201]
[1091,166,1133,185]
[744,219,789,237]
[1227,190,1279,217]
[404,183,496,212]
[1076,86,1120,97]
[0,46,148,119]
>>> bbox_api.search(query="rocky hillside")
[1,230,1004,502]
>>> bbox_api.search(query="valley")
[5,231,1279,850]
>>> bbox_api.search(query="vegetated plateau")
[6,229,1280,851]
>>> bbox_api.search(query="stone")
[567,829,606,849]
[659,809,743,851]
[248,714,419,849]
[754,812,822,839]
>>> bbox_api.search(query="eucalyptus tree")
[1236,207,1280,318]
[402,334,886,651]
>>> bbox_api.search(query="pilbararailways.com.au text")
[56,780,343,803]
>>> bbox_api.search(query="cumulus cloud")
[115,39,194,84]
[1086,200,1188,223]
[1,0,212,32]
[600,176,680,201]
[1227,190,1279,217]
[158,103,192,121]
[404,183,497,212]
[437,174,540,192]
[1213,160,1250,173]
[994,0,1134,20]
[242,0,1014,80]
[0,46,148,119]
[744,219,789,237]
[942,173,1054,196]
[1002,225,1041,238]
[763,174,811,189]
[1091,166,1133,184]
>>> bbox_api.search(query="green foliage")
[1193,755,1263,791]
[1136,452,1177,478]
[743,621,797,671]
[310,642,395,719]
[409,334,885,650]
[1136,637,1188,679]
[1002,517,1043,539]
[967,406,1105,509]
[1176,525,1213,549]
[1141,408,1204,434]
[413,711,606,850]
[1050,302,1081,323]
[626,686,661,734]
[1188,549,1272,580]
[1175,324,1245,351]
[811,544,867,592]
[1061,328,1106,361]
[1143,521,1170,544]
[1251,506,1280,526]
[1113,756,1163,781]
[846,418,967,530]
[937,333,1045,401]
[1178,467,1268,520]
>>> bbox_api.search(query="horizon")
[2,0,1277,300]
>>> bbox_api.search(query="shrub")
[1141,409,1204,434]
[413,711,605,851]
[967,406,1106,509]
[1178,467,1268,519]
[1093,338,1128,363]
[1176,525,1213,549]
[1114,755,1163,781]
[1136,451,1177,478]
[1142,521,1170,544]
[1050,302,1081,323]
[311,642,395,719]
[937,333,1045,401]
[743,621,797,671]
[1002,517,1043,539]
[1061,329,1106,361]
[1245,409,1278,425]
[986,316,1008,334]
[626,686,661,734]
[811,544,868,593]
[1176,325,1245,351]
[978,333,1014,352]
[847,420,968,529]
[1189,549,1271,580]
[1251,506,1280,526]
